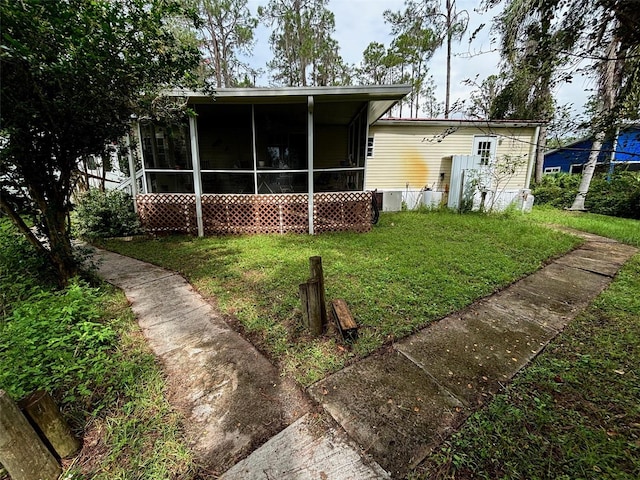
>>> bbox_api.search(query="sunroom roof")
[166,85,412,125]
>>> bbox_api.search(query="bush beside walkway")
[0,220,194,479]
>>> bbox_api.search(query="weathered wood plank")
[299,282,310,330]
[332,299,358,341]
[307,279,323,336]
[19,390,80,459]
[0,390,61,480]
[309,256,328,328]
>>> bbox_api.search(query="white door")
[472,136,497,165]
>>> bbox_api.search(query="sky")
[243,0,592,120]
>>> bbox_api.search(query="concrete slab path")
[308,232,637,477]
[92,248,313,475]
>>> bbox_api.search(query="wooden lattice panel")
[137,192,372,236]
[136,194,197,234]
[202,194,308,234]
[314,192,372,233]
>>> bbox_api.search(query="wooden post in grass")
[19,390,80,458]
[299,278,323,336]
[309,256,328,328]
[0,390,61,480]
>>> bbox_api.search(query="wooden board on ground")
[331,299,358,341]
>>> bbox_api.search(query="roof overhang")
[374,118,546,128]
[165,85,411,125]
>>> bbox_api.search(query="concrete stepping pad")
[221,413,390,480]
[309,351,465,477]
[396,303,555,406]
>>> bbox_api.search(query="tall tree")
[437,0,469,118]
[385,0,468,118]
[0,0,201,285]
[569,2,638,210]
[384,1,440,117]
[195,0,258,87]
[488,0,579,183]
[258,0,348,86]
[489,0,639,195]
[357,42,392,85]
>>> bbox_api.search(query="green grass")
[415,252,640,479]
[102,210,581,385]
[0,220,195,479]
[530,205,640,247]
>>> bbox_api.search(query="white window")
[366,136,374,157]
[544,166,561,174]
[472,136,497,166]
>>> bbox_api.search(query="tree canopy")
[0,0,202,284]
[195,0,258,87]
[258,0,350,86]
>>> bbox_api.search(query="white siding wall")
[366,124,536,193]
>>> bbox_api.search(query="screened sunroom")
[120,85,410,235]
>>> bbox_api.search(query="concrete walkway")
[91,249,315,475]
[93,231,637,479]
[307,232,637,477]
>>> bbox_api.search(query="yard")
[3,207,639,479]
[102,209,581,385]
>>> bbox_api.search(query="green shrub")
[532,171,640,219]
[73,188,141,240]
[0,219,57,313]
[0,280,119,406]
[585,171,640,219]
[531,173,581,208]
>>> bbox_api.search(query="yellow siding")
[494,129,536,189]
[366,124,536,191]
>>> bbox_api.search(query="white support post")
[308,96,314,235]
[363,103,370,190]
[126,132,138,212]
[135,121,149,193]
[525,125,540,189]
[252,104,258,194]
[189,115,204,237]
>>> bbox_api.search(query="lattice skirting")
[136,192,373,235]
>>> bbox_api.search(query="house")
[118,87,543,236]
[543,126,640,174]
[366,118,543,211]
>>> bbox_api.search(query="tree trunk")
[570,132,604,211]
[33,185,80,286]
[444,0,452,119]
[0,196,52,262]
[570,28,620,210]
[534,124,547,183]
[100,155,107,192]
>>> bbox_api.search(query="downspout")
[126,132,138,212]
[308,95,314,235]
[525,125,541,189]
[189,115,204,237]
